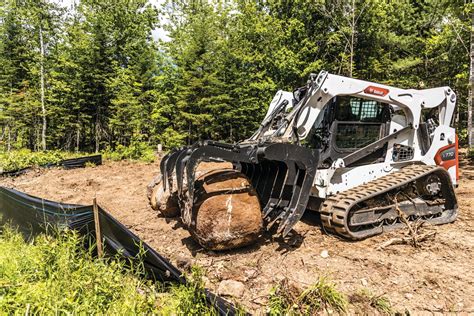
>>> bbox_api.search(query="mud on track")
[1,158,473,314]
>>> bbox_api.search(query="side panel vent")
[392,144,414,162]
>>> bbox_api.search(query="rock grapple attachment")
[160,141,319,237]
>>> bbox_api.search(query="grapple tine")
[160,152,171,191]
[263,205,276,218]
[277,168,304,234]
[162,149,181,191]
[248,163,256,184]
[255,161,272,198]
[276,164,316,236]
[260,145,318,236]
[175,147,193,198]
[254,162,268,198]
[273,162,297,214]
[267,210,286,229]
[259,161,277,203]
[262,162,287,218]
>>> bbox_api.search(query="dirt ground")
[1,155,473,315]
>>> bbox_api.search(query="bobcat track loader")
[150,71,458,250]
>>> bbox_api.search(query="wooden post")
[93,197,103,258]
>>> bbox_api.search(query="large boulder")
[188,168,263,251]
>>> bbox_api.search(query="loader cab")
[304,95,392,168]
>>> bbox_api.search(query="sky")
[52,0,170,42]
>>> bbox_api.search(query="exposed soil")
[1,155,473,314]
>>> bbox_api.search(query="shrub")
[103,141,156,163]
[349,289,393,315]
[0,149,82,173]
[268,277,348,315]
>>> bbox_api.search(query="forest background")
[0,0,471,155]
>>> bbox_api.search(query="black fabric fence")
[1,154,103,177]
[0,187,239,315]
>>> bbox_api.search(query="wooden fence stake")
[93,197,103,258]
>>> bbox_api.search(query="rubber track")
[320,164,447,240]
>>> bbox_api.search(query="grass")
[268,277,348,315]
[349,289,393,315]
[0,226,216,315]
[0,225,400,315]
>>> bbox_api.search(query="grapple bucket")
[160,141,319,236]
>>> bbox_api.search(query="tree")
[469,2,473,148]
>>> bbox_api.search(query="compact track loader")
[150,71,458,250]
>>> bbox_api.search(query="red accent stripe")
[434,135,459,181]
[364,86,389,97]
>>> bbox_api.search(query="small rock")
[176,255,191,270]
[218,280,245,298]
[433,303,444,310]
[405,293,413,300]
[244,269,258,281]
[320,250,329,258]
[361,278,368,286]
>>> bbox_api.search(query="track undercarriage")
[320,164,458,240]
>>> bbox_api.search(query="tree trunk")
[349,0,355,77]
[7,125,11,152]
[469,8,474,149]
[76,126,80,153]
[95,117,99,153]
[39,26,47,151]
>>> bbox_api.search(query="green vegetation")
[0,149,82,172]
[0,145,156,173]
[102,141,156,163]
[349,289,393,315]
[0,0,470,154]
[0,226,216,315]
[468,148,474,159]
[268,277,348,315]
[0,225,398,315]
[371,295,393,315]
